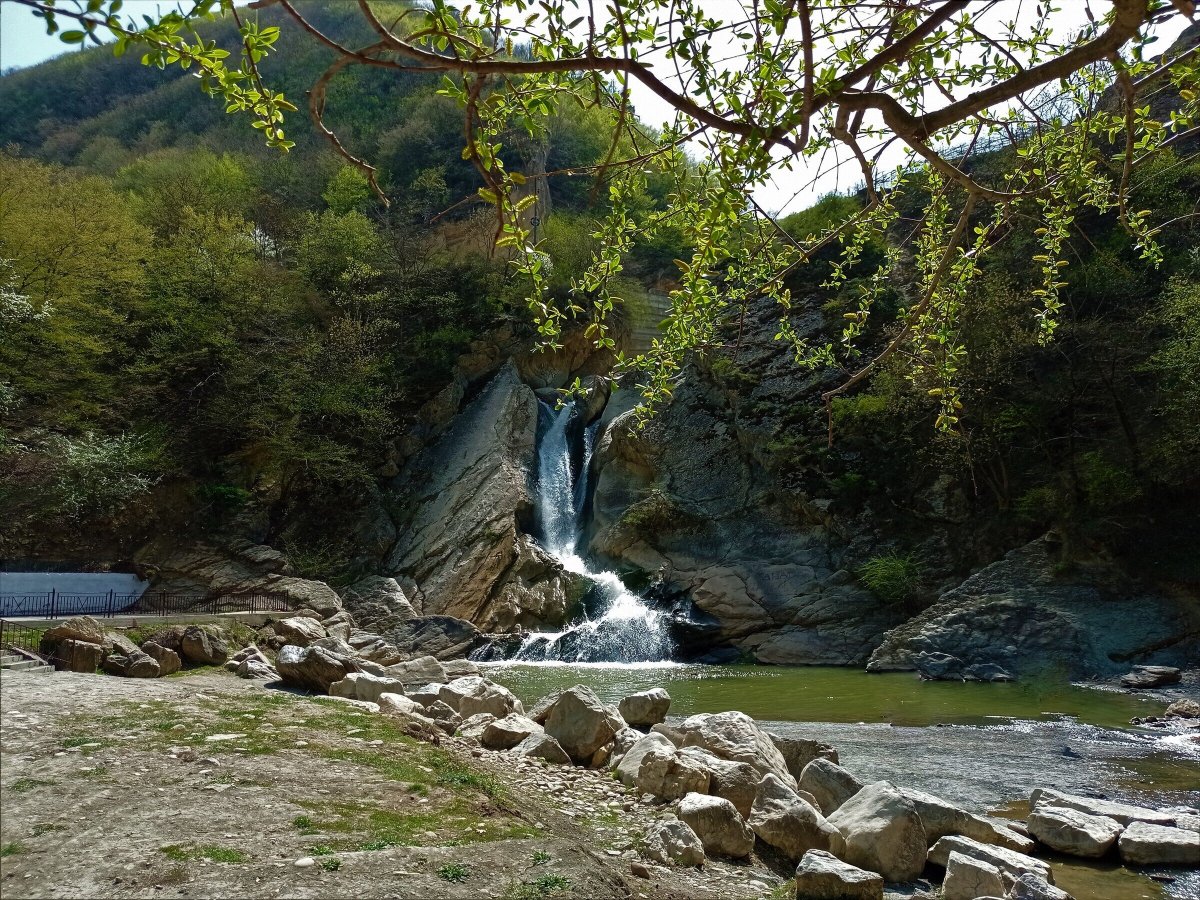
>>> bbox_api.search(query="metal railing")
[1,618,102,671]
[0,591,293,620]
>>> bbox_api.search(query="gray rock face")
[1027,805,1122,858]
[1120,665,1182,688]
[635,748,710,801]
[799,757,863,815]
[481,713,543,750]
[276,644,357,692]
[943,851,1006,900]
[928,835,1053,886]
[1030,788,1176,827]
[1007,873,1074,900]
[1117,821,1200,866]
[676,711,794,783]
[677,792,755,859]
[794,850,883,900]
[140,641,181,676]
[677,746,761,818]
[386,655,448,685]
[615,732,677,787]
[386,362,586,631]
[378,615,492,661]
[748,773,838,861]
[867,538,1198,678]
[542,685,625,764]
[340,576,419,631]
[438,676,523,719]
[827,781,927,883]
[618,688,671,726]
[513,733,571,764]
[644,820,706,867]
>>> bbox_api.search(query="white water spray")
[514,401,673,662]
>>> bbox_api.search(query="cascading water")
[513,401,673,663]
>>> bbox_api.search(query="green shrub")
[437,863,470,882]
[858,552,921,606]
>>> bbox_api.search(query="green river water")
[485,663,1200,900]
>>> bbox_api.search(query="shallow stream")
[487,663,1200,900]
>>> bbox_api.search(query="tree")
[13,0,1200,428]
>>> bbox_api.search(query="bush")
[858,552,921,606]
[47,431,162,521]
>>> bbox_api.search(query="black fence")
[0,618,107,671]
[0,591,293,620]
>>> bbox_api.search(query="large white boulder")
[1030,788,1174,827]
[1027,805,1122,859]
[438,675,524,718]
[1007,873,1074,900]
[1117,821,1200,867]
[513,732,571,764]
[273,616,328,647]
[386,654,448,685]
[748,773,838,861]
[900,788,1034,852]
[615,732,676,786]
[677,792,755,859]
[643,820,706,867]
[677,746,762,817]
[928,835,1053,886]
[328,672,406,704]
[636,748,711,801]
[675,711,794,784]
[618,688,671,726]
[480,713,543,750]
[799,757,863,815]
[794,850,883,900]
[943,850,1006,900]
[457,712,497,741]
[542,685,626,764]
[276,644,357,692]
[827,781,927,883]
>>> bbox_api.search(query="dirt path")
[0,669,788,900]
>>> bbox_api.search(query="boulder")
[901,788,1035,852]
[1030,788,1175,827]
[635,748,711,801]
[677,792,755,859]
[1165,698,1200,718]
[794,850,883,900]
[799,757,863,815]
[420,700,462,733]
[943,850,1007,900]
[143,624,188,653]
[51,638,105,673]
[387,655,447,685]
[677,746,761,818]
[443,659,481,678]
[769,733,839,780]
[618,688,671,727]
[513,733,571,764]
[140,641,181,676]
[481,714,543,750]
[914,651,965,681]
[349,634,407,667]
[826,781,927,884]
[609,726,642,766]
[272,616,327,647]
[1120,665,1182,688]
[42,616,107,648]
[1007,873,1074,900]
[180,625,229,666]
[528,689,564,724]
[1117,821,1200,866]
[542,685,626,763]
[1027,805,1122,858]
[438,676,523,719]
[341,576,419,630]
[229,645,276,679]
[676,711,793,783]
[748,773,837,861]
[615,732,676,786]
[457,713,497,741]
[928,835,1054,885]
[377,693,440,741]
[276,644,357,692]
[963,662,1014,682]
[124,650,161,678]
[644,820,706,867]
[328,672,406,704]
[377,692,423,716]
[105,630,140,657]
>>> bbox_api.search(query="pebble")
[204,733,247,742]
[293,857,315,868]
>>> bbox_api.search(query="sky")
[1,1,1191,215]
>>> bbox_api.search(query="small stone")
[630,862,651,879]
[293,857,316,868]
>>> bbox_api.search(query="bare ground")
[0,669,794,900]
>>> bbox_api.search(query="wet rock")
[1165,698,1200,718]
[914,651,965,681]
[636,748,710,801]
[827,780,927,883]
[615,732,676,787]
[386,655,448,685]
[438,676,523,718]
[677,792,754,859]
[676,710,793,783]
[379,615,492,662]
[768,733,839,781]
[481,714,543,750]
[1120,665,1182,689]
[1030,788,1175,827]
[618,688,671,727]
[51,638,105,673]
[328,672,406,704]
[799,757,863,816]
[928,835,1054,885]
[543,685,626,764]
[963,662,1014,682]
[1027,805,1122,858]
[901,788,1034,852]
[943,850,1006,900]
[677,746,760,818]
[644,820,705,867]
[276,644,357,692]
[1007,873,1074,900]
[180,625,229,666]
[140,641,181,676]
[748,773,837,861]
[272,617,327,647]
[794,849,883,900]
[514,732,571,764]
[1117,821,1200,866]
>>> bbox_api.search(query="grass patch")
[319,857,342,872]
[506,874,573,899]
[158,845,247,863]
[1,843,25,858]
[60,735,105,749]
[31,824,62,837]
[437,862,470,883]
[532,850,552,865]
[166,665,232,679]
[9,777,55,793]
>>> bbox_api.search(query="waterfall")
[514,401,673,663]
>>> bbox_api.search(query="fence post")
[49,589,57,620]
[106,589,114,618]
